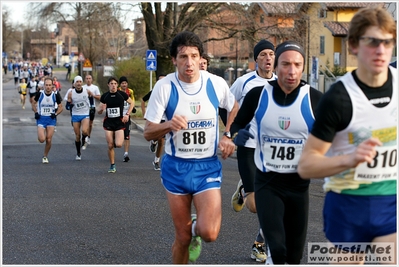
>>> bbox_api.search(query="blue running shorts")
[161,154,222,195]
[37,116,56,128]
[71,114,90,123]
[323,191,396,243]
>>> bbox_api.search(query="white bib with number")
[41,106,53,116]
[354,145,397,182]
[107,107,120,118]
[261,137,305,172]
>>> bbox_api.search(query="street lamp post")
[235,37,238,81]
[21,29,23,60]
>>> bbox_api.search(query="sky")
[2,1,58,30]
[2,1,28,25]
[2,1,141,30]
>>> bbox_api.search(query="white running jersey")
[83,84,100,107]
[71,89,91,116]
[254,84,315,173]
[324,67,397,194]
[37,91,57,116]
[145,71,236,159]
[230,70,277,148]
[28,81,37,94]
[63,88,73,102]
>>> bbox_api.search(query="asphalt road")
[2,70,327,265]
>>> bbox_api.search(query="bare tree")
[28,2,126,73]
[2,7,22,61]
[139,2,228,76]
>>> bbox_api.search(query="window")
[318,9,326,18]
[320,36,325,54]
[230,43,234,51]
[71,38,77,47]
[260,15,264,24]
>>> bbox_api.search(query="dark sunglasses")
[359,37,396,48]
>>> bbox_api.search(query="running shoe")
[149,140,158,153]
[123,155,130,162]
[251,243,267,262]
[85,136,91,145]
[189,214,202,262]
[75,155,81,161]
[108,164,116,173]
[81,143,87,150]
[231,179,245,212]
[153,161,160,171]
[42,157,49,164]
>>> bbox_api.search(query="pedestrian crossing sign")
[146,50,157,71]
[146,50,157,60]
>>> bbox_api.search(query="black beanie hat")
[119,76,128,84]
[253,39,275,60]
[274,41,305,69]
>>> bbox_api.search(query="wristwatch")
[223,131,232,139]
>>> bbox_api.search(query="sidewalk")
[2,70,14,84]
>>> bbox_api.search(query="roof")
[323,2,384,10]
[258,3,302,16]
[323,21,350,37]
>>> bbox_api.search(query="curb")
[131,119,144,132]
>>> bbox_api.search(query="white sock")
[124,152,128,156]
[154,157,160,163]
[191,219,197,237]
[265,246,273,265]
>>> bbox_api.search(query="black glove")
[132,107,137,113]
[65,102,73,110]
[34,112,40,120]
[233,124,254,146]
[50,113,57,119]
[90,107,96,115]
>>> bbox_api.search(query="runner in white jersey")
[230,41,323,264]
[32,77,63,163]
[298,7,397,264]
[143,31,238,264]
[82,74,101,145]
[66,76,95,160]
[229,40,277,262]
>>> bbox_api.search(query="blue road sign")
[146,50,157,71]
[146,50,157,60]
[146,60,157,71]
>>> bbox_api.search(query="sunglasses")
[359,37,396,48]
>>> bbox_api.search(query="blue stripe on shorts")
[161,154,222,195]
[71,114,90,123]
[37,116,56,128]
[323,191,396,243]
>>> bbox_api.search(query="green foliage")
[331,65,347,77]
[320,58,347,78]
[112,57,156,99]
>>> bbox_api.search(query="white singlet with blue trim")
[37,91,57,116]
[230,70,277,148]
[71,89,90,116]
[253,83,315,173]
[145,70,235,159]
